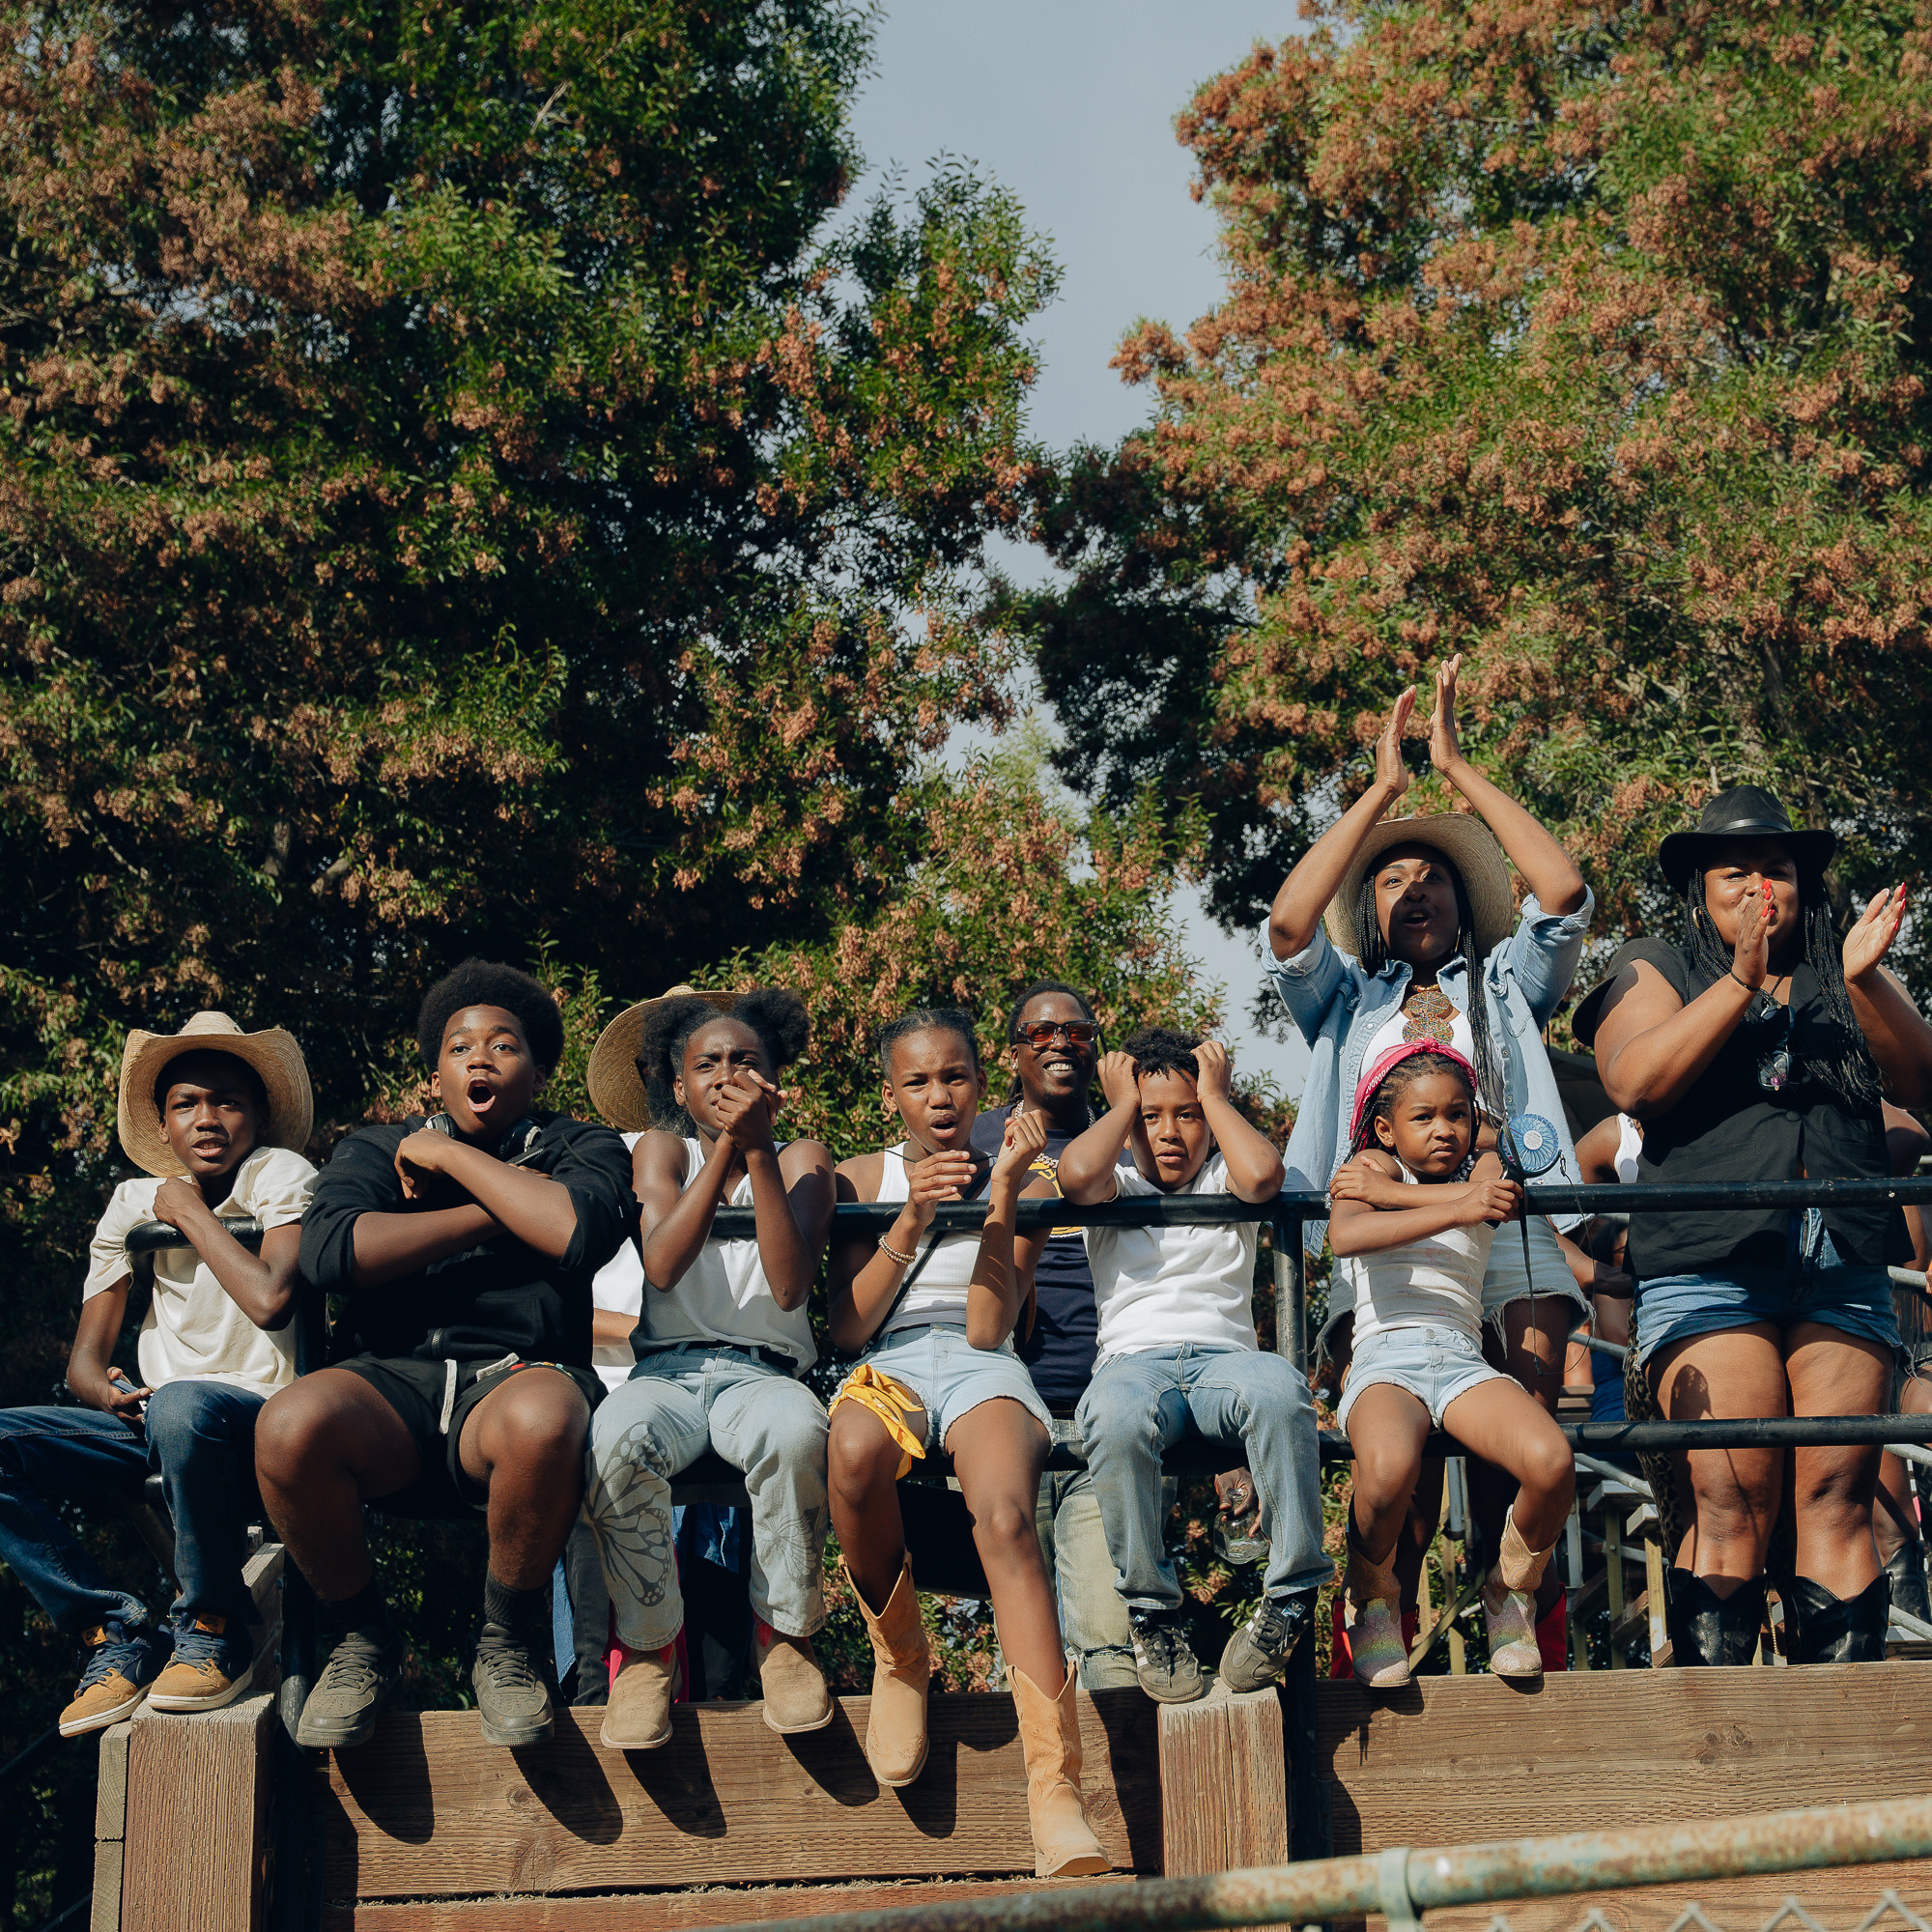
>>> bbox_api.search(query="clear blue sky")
[848,1,1314,1096]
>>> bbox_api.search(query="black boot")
[1788,1574,1889,1662]
[1663,1571,1765,1666]
[1886,1541,1932,1626]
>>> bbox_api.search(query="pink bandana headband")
[1348,1040,1480,1148]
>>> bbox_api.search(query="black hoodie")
[299,1114,635,1366]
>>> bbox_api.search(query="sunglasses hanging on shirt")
[1747,994,1794,1094]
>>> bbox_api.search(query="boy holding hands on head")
[1057,1030,1325,1703]
[258,959,633,1751]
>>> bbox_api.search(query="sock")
[327,1577,393,1638]
[483,1570,550,1639]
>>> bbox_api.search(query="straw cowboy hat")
[1323,812,1516,958]
[587,985,737,1132]
[118,1011,314,1178]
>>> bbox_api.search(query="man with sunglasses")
[969,981,1138,1689]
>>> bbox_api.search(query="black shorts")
[338,1353,602,1515]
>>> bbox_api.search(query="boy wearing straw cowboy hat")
[0,1012,315,1735]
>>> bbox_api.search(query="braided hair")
[874,1007,980,1079]
[1352,848,1508,1123]
[1350,1046,1478,1159]
[1683,868,1882,1115]
[638,988,810,1134]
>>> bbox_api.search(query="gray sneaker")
[297,1626,403,1750]
[1129,1611,1205,1703]
[472,1622,554,1747]
[1218,1591,1316,1692]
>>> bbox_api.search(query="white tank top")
[872,1141,989,1334]
[1614,1113,1642,1184]
[636,1138,817,1371]
[1340,1160,1495,1347]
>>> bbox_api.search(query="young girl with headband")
[826,1007,1109,1880]
[1328,1041,1576,1689]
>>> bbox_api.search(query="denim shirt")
[1262,890,1595,1255]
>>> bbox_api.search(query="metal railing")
[696,1792,1932,1932]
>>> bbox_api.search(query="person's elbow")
[1057,1161,1111,1206]
[1235,1151,1287,1205]
[254,1270,305,1332]
[1541,867,1588,919]
[965,1303,1009,1351]
[1267,906,1314,963]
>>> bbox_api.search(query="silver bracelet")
[878,1236,918,1267]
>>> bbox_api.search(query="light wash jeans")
[1037,1418,1139,1689]
[1077,1344,1328,1612]
[583,1344,829,1649]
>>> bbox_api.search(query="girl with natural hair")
[1328,1042,1575,1689]
[579,986,836,1749]
[1265,659,1593,1666]
[1575,788,1932,1665]
[826,1008,1109,1880]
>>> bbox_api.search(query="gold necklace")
[1402,983,1459,1045]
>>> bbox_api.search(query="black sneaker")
[297,1625,404,1750]
[472,1621,554,1747]
[1218,1590,1317,1692]
[1129,1611,1205,1703]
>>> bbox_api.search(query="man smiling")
[258,960,633,1751]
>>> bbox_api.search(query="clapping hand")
[1376,688,1416,802]
[1429,655,1467,778]
[1732,872,1774,991]
[1844,885,1908,985]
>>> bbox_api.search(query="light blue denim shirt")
[1263,890,1595,1255]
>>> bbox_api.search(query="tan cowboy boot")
[600,1640,681,1750]
[1010,1664,1112,1879]
[753,1620,834,1736]
[1346,1525,1410,1690]
[847,1557,930,1787]
[1483,1505,1556,1680]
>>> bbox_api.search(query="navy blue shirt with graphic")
[970,1102,1099,1408]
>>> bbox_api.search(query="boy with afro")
[1056,1028,1327,1703]
[258,959,634,1750]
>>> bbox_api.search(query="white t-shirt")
[873,1141,989,1334]
[590,1131,645,1392]
[83,1145,315,1402]
[635,1136,817,1371]
[1083,1151,1260,1359]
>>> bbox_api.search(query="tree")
[1014,0,1932,974]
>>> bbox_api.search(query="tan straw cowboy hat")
[118,1011,314,1178]
[586,984,737,1132]
[1322,811,1516,958]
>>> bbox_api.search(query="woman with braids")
[579,986,837,1749]
[1574,788,1932,1665]
[1264,660,1593,1668]
[826,1008,1109,1880]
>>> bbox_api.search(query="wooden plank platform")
[1319,1662,1932,1928]
[317,1689,1162,1904]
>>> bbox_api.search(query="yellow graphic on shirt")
[1028,1149,1079,1240]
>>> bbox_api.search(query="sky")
[847,0,1315,1095]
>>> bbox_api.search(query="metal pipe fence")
[697,1793,1932,1932]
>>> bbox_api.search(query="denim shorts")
[1337,1324,1508,1429]
[1634,1212,1902,1366]
[845,1323,1051,1446]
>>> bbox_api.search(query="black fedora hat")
[1657,785,1835,895]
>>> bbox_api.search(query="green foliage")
[1011,0,1932,994]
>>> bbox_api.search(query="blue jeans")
[0,1382,267,1633]
[1037,1419,1139,1690]
[1076,1345,1328,1613]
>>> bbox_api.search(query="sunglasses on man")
[1012,1021,1099,1049]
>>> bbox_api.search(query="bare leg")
[1473,1295,1570,1610]
[254,1368,420,1604]
[828,1400,922,1611]
[1875,1368,1932,1564]
[457,1368,591,1591]
[1784,1323,1890,1598]
[945,1400,1062,1690]
[1653,1322,1785,1595]
[1345,1384,1433,1563]
[1439,1378,1576,1549]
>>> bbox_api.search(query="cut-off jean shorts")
[1337,1324,1509,1430]
[1634,1210,1901,1368]
[840,1323,1052,1448]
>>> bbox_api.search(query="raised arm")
[1192,1040,1285,1203]
[826,1146,979,1353]
[1429,657,1585,917]
[1842,888,1932,1108]
[964,1112,1050,1351]
[1268,689,1414,961]
[151,1179,303,1329]
[1328,1150,1520,1255]
[1056,1052,1139,1203]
